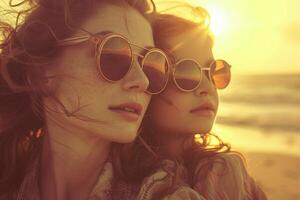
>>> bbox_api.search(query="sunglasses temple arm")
[132,52,144,58]
[57,35,91,46]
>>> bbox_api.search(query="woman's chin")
[110,131,138,144]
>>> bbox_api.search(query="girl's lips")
[190,102,215,116]
[190,108,215,116]
[108,102,143,122]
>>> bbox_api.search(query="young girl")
[0,0,170,199]
[115,5,268,200]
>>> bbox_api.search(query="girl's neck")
[39,121,111,200]
[154,130,193,159]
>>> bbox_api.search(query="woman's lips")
[108,102,143,122]
[190,103,215,116]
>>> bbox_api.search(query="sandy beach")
[212,124,300,200]
[243,152,300,200]
[214,73,300,199]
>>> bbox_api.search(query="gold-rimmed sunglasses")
[171,58,231,92]
[57,31,170,94]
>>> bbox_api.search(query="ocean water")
[215,73,300,135]
[213,73,300,155]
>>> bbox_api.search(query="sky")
[186,0,300,74]
[1,0,300,74]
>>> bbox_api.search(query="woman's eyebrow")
[144,45,155,49]
[131,44,155,51]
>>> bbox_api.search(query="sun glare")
[206,5,229,37]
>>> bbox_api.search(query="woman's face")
[44,4,153,143]
[148,29,218,135]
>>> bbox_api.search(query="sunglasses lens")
[210,60,231,89]
[174,60,202,91]
[99,36,132,81]
[143,51,169,94]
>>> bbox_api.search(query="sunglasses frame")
[57,32,170,94]
[210,59,232,89]
[172,58,231,92]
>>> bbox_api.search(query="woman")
[0,0,170,199]
[115,5,268,200]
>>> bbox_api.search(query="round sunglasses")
[57,31,170,94]
[172,58,231,92]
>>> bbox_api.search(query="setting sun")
[187,0,300,74]
[205,5,229,36]
[187,0,230,37]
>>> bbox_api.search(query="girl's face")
[43,4,153,143]
[148,29,218,135]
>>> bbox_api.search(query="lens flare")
[206,5,229,36]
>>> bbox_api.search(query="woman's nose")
[121,58,150,93]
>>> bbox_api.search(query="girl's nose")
[194,74,215,97]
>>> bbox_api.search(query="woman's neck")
[39,120,111,200]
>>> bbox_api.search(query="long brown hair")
[0,0,155,197]
[113,6,235,198]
